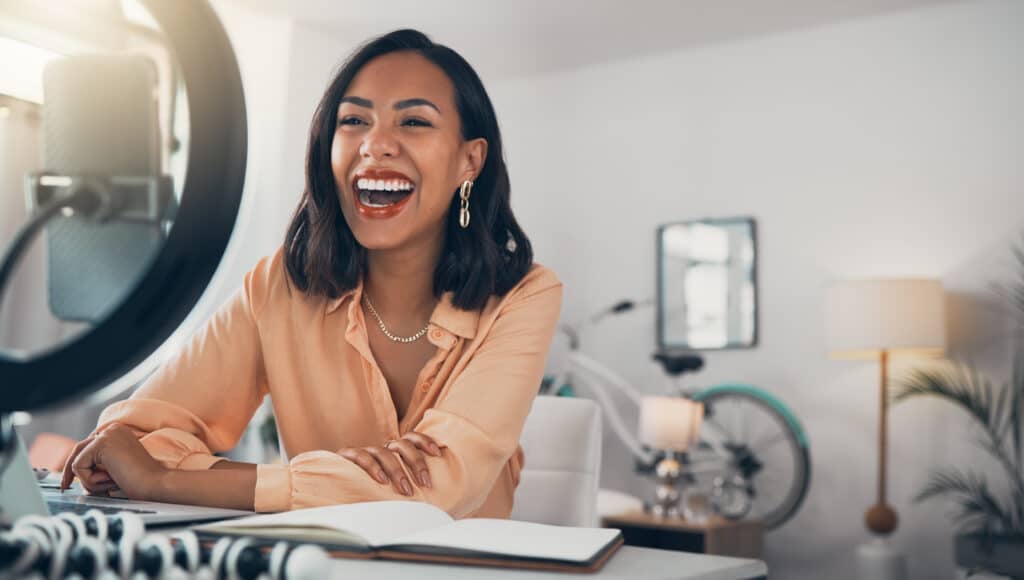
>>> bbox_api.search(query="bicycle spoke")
[743,406,775,446]
[733,398,747,444]
[751,431,789,453]
[686,450,724,465]
[720,399,737,443]
[704,416,737,444]
[754,463,787,485]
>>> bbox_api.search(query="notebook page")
[388,519,620,562]
[199,501,452,547]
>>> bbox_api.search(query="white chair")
[511,396,602,527]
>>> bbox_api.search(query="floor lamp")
[825,279,945,580]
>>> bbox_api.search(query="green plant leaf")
[1013,340,1024,471]
[1008,240,1024,321]
[1011,238,1024,528]
[1013,348,1024,529]
[992,380,1010,440]
[915,468,1016,533]
[894,365,994,428]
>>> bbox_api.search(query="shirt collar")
[325,285,358,315]
[430,291,479,339]
[326,280,478,339]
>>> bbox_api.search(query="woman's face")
[331,51,486,252]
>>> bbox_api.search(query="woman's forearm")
[149,460,257,510]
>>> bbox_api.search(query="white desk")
[323,546,767,580]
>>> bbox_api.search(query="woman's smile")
[352,167,417,219]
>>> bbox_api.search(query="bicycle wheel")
[692,384,811,530]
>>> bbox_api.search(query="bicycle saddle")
[652,350,705,376]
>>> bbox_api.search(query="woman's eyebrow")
[394,98,441,114]
[340,96,440,114]
[340,96,372,108]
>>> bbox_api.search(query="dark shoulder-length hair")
[283,29,533,311]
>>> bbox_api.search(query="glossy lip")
[351,168,416,219]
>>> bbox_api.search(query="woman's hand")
[60,424,167,500]
[339,432,442,496]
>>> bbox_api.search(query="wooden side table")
[601,512,763,559]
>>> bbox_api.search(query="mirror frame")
[0,0,246,412]
[656,216,759,351]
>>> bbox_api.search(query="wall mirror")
[657,217,758,350]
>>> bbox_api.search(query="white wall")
[487,1,1024,579]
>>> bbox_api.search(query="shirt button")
[420,381,431,391]
[431,329,444,340]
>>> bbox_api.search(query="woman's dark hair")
[283,29,533,311]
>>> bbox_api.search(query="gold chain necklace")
[363,294,430,343]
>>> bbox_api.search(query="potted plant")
[894,242,1024,578]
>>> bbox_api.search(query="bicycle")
[541,299,811,530]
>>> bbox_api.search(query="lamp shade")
[825,279,946,359]
[639,396,703,452]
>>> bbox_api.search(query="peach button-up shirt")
[95,249,562,517]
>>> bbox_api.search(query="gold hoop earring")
[459,180,473,229]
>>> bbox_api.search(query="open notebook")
[195,501,623,573]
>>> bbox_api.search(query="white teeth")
[354,177,415,192]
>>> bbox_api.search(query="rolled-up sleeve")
[253,273,562,515]
[94,259,271,471]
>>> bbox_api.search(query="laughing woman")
[60,29,562,517]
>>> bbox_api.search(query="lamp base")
[865,503,898,535]
[857,537,908,580]
[647,457,683,518]
[648,502,681,519]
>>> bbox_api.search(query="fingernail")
[376,470,389,483]
[400,478,413,496]
[420,470,432,488]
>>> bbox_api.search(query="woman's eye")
[338,117,366,126]
[401,118,433,128]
